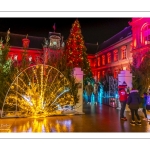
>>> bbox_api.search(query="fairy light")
[1,64,75,118]
[40,65,44,110]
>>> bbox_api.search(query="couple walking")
[85,82,98,105]
[119,86,145,126]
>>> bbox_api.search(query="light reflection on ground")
[1,104,150,132]
[0,117,74,132]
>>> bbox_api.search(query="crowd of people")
[118,85,150,126]
[84,80,150,126]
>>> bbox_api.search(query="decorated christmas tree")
[65,19,93,85]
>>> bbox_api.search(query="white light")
[123,67,126,70]
[29,56,32,62]
[22,95,33,106]
[51,88,70,106]
[14,55,18,61]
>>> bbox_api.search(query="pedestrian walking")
[127,88,142,126]
[93,83,98,105]
[85,82,93,105]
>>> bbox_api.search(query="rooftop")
[0,26,132,54]
[0,32,44,50]
[98,26,132,51]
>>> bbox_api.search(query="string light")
[2,65,75,118]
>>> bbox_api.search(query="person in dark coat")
[127,88,142,126]
[85,82,93,105]
[93,83,98,105]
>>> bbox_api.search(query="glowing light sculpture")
[1,64,75,118]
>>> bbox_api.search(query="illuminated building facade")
[0,18,150,82]
[0,31,65,66]
[87,26,132,81]
[88,18,150,81]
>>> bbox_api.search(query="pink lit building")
[87,18,150,81]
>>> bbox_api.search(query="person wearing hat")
[118,85,128,121]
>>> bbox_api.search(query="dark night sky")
[0,18,132,44]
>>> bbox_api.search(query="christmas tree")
[131,50,150,96]
[0,29,17,108]
[65,19,93,85]
[46,50,79,105]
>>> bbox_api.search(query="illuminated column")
[73,67,84,114]
[118,70,132,89]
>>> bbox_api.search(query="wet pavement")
[0,103,150,132]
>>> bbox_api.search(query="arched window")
[141,23,150,45]
[107,53,111,63]
[121,45,127,59]
[29,56,32,62]
[14,55,18,61]
[102,55,105,65]
[113,49,118,61]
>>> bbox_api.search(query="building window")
[98,71,100,81]
[121,46,127,59]
[144,24,150,45]
[94,59,97,67]
[123,66,126,70]
[145,35,150,45]
[14,55,18,61]
[114,70,118,79]
[29,56,32,62]
[49,35,61,49]
[102,70,105,77]
[141,23,150,45]
[113,50,118,61]
[97,57,100,66]
[102,55,105,65]
[35,56,40,64]
[107,53,111,63]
